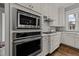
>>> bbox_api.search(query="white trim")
[2,13,5,42]
[5,3,10,56]
[65,7,79,31]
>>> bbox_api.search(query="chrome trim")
[28,49,41,56]
[17,10,39,29]
[13,37,41,45]
[14,35,41,40]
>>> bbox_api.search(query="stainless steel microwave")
[12,8,41,29]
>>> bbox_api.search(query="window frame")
[65,8,79,31]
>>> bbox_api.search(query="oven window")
[20,14,36,25]
[14,39,41,56]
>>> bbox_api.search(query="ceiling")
[52,3,75,8]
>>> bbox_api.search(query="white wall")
[0,6,5,56]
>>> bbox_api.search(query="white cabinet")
[62,32,75,47]
[50,7,65,26]
[17,3,41,13]
[49,6,59,26]
[0,47,5,56]
[62,32,79,49]
[49,33,60,53]
[75,37,79,49]
[40,4,50,17]
[40,4,59,26]
[74,33,79,49]
[42,35,49,56]
[58,7,65,26]
[29,3,41,13]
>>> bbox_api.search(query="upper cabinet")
[49,6,65,27]
[49,6,59,26]
[17,3,41,13]
[40,4,59,26]
[50,6,65,26]
[58,7,65,26]
[40,4,50,16]
[29,3,41,13]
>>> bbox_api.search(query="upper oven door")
[17,10,38,29]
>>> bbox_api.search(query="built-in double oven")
[12,8,42,56]
[13,32,42,56]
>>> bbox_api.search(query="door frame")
[5,3,10,56]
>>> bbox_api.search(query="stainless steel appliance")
[13,32,42,56]
[12,8,41,29]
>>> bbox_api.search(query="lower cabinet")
[49,33,61,53]
[62,32,79,49]
[74,34,79,49]
[42,35,49,56]
[75,38,79,49]
[0,47,5,56]
[62,32,75,47]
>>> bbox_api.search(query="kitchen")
[0,3,79,56]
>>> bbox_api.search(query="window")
[68,14,76,30]
[66,9,79,31]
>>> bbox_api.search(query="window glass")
[68,14,76,30]
[68,14,76,21]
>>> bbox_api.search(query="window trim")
[65,9,79,31]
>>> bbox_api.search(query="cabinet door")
[53,35,59,49]
[62,32,75,47]
[30,3,41,13]
[75,35,79,49]
[56,32,61,46]
[53,35,60,49]
[40,4,50,16]
[49,6,59,26]
[17,3,41,13]
[58,7,65,26]
[42,36,49,55]
[50,34,60,53]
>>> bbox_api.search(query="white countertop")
[42,32,62,36]
[42,32,57,36]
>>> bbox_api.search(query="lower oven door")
[13,37,42,56]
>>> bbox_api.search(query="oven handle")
[13,37,42,45]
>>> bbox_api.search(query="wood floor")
[50,44,79,56]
